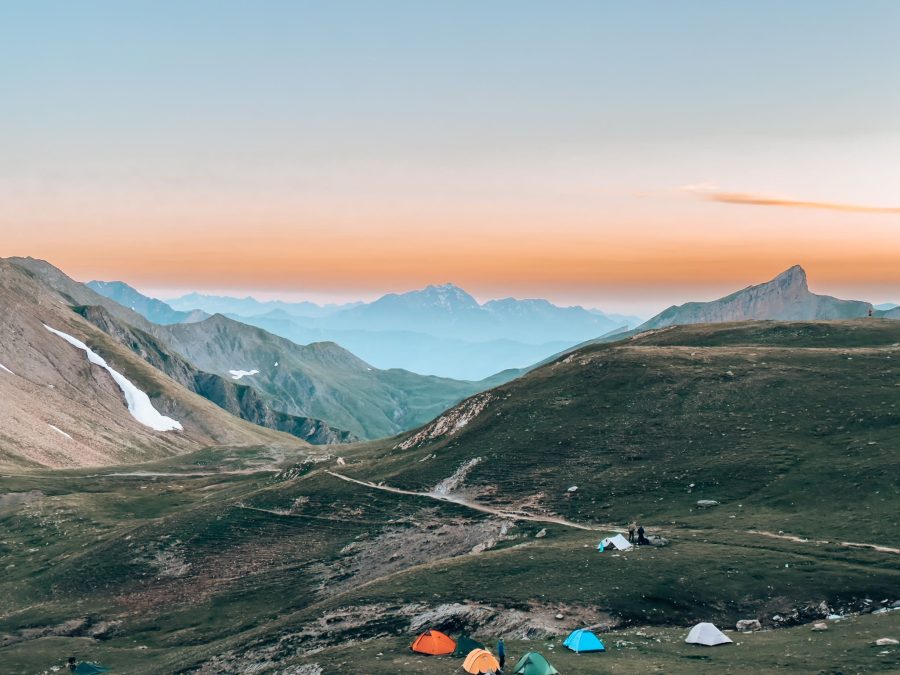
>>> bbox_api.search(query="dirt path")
[326,470,606,532]
[326,471,899,556]
[748,529,899,555]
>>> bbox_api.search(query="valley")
[1,317,897,673]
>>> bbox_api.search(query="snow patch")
[48,424,73,440]
[0,363,13,375]
[44,325,183,432]
[229,369,259,380]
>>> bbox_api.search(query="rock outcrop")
[640,265,872,329]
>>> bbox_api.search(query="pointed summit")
[770,264,808,292]
[640,265,871,329]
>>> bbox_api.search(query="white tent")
[685,622,733,646]
[598,534,633,551]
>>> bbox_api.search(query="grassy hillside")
[350,320,900,544]
[1,320,897,673]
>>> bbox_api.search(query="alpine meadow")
[1,3,899,674]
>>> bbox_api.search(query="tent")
[512,651,559,675]
[410,628,456,655]
[463,648,501,674]
[685,622,733,646]
[73,664,110,675]
[453,635,486,657]
[563,628,606,653]
[598,534,633,551]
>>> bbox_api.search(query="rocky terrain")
[0,258,304,469]
[639,265,872,329]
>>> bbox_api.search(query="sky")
[2,1,900,315]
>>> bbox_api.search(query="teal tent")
[453,634,486,658]
[564,628,605,653]
[73,663,110,675]
[512,651,559,675]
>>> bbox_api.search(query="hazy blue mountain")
[875,302,899,311]
[225,312,576,380]
[312,283,633,343]
[87,280,208,325]
[167,292,359,318]
[164,283,639,379]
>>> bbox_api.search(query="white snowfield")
[44,324,183,432]
[48,424,73,440]
[0,363,14,375]
[229,369,259,380]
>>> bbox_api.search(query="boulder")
[736,619,762,632]
[534,528,547,539]
[696,500,719,508]
[874,638,898,646]
[811,623,828,632]
[646,535,669,547]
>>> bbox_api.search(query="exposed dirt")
[313,513,518,595]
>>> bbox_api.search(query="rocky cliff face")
[640,265,872,329]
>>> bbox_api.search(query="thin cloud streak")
[682,184,900,214]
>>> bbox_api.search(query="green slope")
[1,320,898,673]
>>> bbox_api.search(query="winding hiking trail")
[325,471,898,555]
[325,470,603,532]
[748,529,900,555]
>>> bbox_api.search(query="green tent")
[73,663,110,675]
[453,634,486,658]
[512,651,559,675]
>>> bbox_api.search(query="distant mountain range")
[10,257,506,443]
[87,280,209,325]
[167,292,360,318]
[162,283,642,379]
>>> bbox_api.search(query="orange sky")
[4,3,900,314]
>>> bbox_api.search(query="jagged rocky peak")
[769,264,808,292]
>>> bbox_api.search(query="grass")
[1,320,898,673]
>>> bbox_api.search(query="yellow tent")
[463,648,501,674]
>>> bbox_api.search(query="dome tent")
[685,622,733,646]
[512,651,559,675]
[453,634,486,657]
[563,628,606,653]
[463,648,501,674]
[410,628,456,655]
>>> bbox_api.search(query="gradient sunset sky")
[2,1,900,314]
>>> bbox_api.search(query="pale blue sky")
[2,1,899,313]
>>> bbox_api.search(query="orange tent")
[410,629,456,655]
[463,648,501,674]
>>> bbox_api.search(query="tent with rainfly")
[410,628,456,655]
[685,622,733,646]
[597,534,633,551]
[563,628,606,653]
[512,651,559,675]
[453,635,486,658]
[463,648,501,674]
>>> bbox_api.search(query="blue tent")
[563,628,605,653]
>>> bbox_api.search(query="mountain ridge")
[638,265,872,329]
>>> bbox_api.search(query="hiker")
[637,524,647,545]
[628,521,637,543]
[498,637,505,670]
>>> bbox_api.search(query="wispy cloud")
[680,183,900,214]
